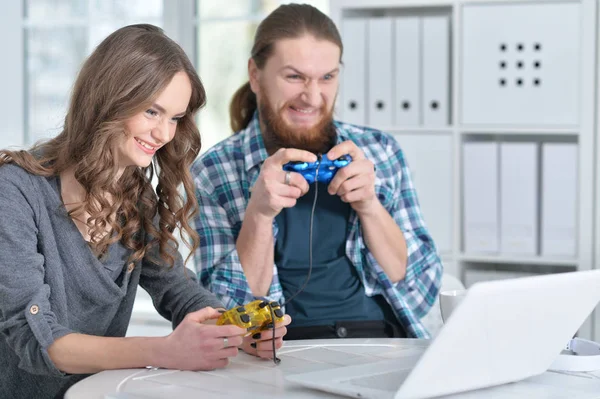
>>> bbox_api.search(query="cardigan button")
[336,326,348,338]
[30,305,39,315]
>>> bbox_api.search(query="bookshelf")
[330,0,597,340]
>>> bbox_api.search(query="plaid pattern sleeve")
[190,134,283,309]
[337,122,444,338]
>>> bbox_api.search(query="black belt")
[284,320,406,340]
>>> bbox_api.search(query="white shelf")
[460,127,579,136]
[385,126,454,134]
[334,0,453,11]
[459,254,578,267]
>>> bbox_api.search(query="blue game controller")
[283,154,352,184]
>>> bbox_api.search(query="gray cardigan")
[0,164,224,399]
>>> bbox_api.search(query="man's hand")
[327,141,378,215]
[240,314,291,359]
[247,148,317,219]
[158,307,246,371]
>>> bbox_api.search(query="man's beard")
[259,94,336,156]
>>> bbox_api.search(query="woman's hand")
[157,307,246,371]
[240,314,292,359]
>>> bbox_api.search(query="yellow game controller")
[217,299,285,335]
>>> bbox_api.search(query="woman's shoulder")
[0,162,35,183]
[0,163,54,197]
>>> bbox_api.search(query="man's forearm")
[236,205,275,296]
[357,201,408,283]
[48,333,164,374]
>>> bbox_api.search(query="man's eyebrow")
[281,66,304,74]
[152,103,186,117]
[281,66,340,76]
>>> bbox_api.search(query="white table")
[65,338,600,399]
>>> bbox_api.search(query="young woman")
[0,24,289,399]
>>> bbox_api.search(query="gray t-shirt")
[0,163,223,399]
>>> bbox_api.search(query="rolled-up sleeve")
[0,176,73,376]
[389,139,442,318]
[193,185,283,308]
[363,136,443,320]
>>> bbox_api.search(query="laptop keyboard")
[347,369,411,391]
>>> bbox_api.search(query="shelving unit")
[459,127,579,136]
[458,254,579,268]
[330,0,598,340]
[373,126,454,134]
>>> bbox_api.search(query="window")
[195,0,329,152]
[7,1,330,150]
[23,0,163,144]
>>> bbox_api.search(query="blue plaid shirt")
[191,114,443,338]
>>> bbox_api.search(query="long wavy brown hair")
[0,24,205,269]
[229,4,343,132]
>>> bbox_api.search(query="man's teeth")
[292,107,314,114]
[136,138,155,150]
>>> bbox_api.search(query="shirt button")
[336,326,348,338]
[30,305,39,315]
[127,263,135,273]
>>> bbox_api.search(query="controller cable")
[268,154,321,364]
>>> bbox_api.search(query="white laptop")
[286,269,600,399]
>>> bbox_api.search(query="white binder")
[500,143,538,255]
[422,15,450,126]
[340,18,367,125]
[394,16,421,126]
[463,142,499,253]
[398,134,453,255]
[541,143,578,258]
[367,17,394,127]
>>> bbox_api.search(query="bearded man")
[190,3,443,341]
